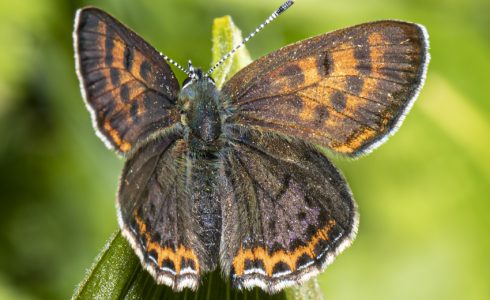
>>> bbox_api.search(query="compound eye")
[182,77,192,88]
[207,76,215,84]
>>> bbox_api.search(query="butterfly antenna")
[207,0,295,76]
[161,53,192,77]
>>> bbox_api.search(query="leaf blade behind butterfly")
[72,231,141,300]
[211,15,252,89]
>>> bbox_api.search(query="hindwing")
[218,125,358,293]
[117,126,213,291]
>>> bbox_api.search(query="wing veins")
[79,29,126,45]
[91,79,136,100]
[227,134,318,172]
[82,18,164,68]
[129,142,175,227]
[296,92,378,131]
[328,43,422,54]
[226,151,265,244]
[85,66,175,104]
[234,146,282,204]
[316,82,387,106]
[326,74,409,85]
[238,82,320,106]
[235,114,336,142]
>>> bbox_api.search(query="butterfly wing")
[117,126,215,291]
[74,7,180,155]
[222,21,429,157]
[218,125,358,293]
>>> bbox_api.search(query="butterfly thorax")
[179,76,222,153]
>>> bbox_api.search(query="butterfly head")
[182,61,215,89]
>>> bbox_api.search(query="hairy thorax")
[179,79,223,153]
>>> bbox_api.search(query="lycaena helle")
[73,0,429,293]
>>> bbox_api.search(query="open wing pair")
[74,7,429,292]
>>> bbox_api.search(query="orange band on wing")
[134,214,200,273]
[103,121,131,152]
[232,220,336,277]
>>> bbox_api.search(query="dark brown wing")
[74,7,180,155]
[218,125,358,293]
[222,21,429,157]
[117,126,211,291]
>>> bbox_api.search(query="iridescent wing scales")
[74,8,180,154]
[218,125,358,292]
[223,21,429,156]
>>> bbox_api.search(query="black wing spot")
[244,259,254,271]
[105,36,114,66]
[272,261,291,276]
[331,91,347,112]
[147,249,159,265]
[180,257,196,270]
[314,105,329,125]
[140,60,152,81]
[346,75,364,95]
[123,46,134,71]
[110,68,120,86]
[279,64,304,86]
[313,238,329,258]
[120,84,130,104]
[162,258,175,271]
[130,101,140,123]
[296,253,314,270]
[321,52,332,75]
[353,37,372,75]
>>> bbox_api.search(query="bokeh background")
[1,0,489,299]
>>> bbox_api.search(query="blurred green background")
[0,0,489,299]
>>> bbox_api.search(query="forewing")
[218,125,358,293]
[223,21,429,156]
[118,127,208,291]
[74,7,180,154]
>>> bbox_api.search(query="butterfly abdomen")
[187,154,222,269]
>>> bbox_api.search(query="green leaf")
[210,15,252,89]
[72,231,140,300]
[72,16,324,300]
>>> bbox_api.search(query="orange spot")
[96,22,107,51]
[120,142,131,152]
[329,43,356,76]
[368,32,385,45]
[298,101,318,122]
[134,214,200,274]
[232,220,336,277]
[296,56,323,87]
[103,121,131,152]
[333,127,377,153]
[368,32,386,78]
[267,56,323,95]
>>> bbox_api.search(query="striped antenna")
[207,0,295,76]
[160,53,191,77]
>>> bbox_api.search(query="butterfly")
[73,0,429,294]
